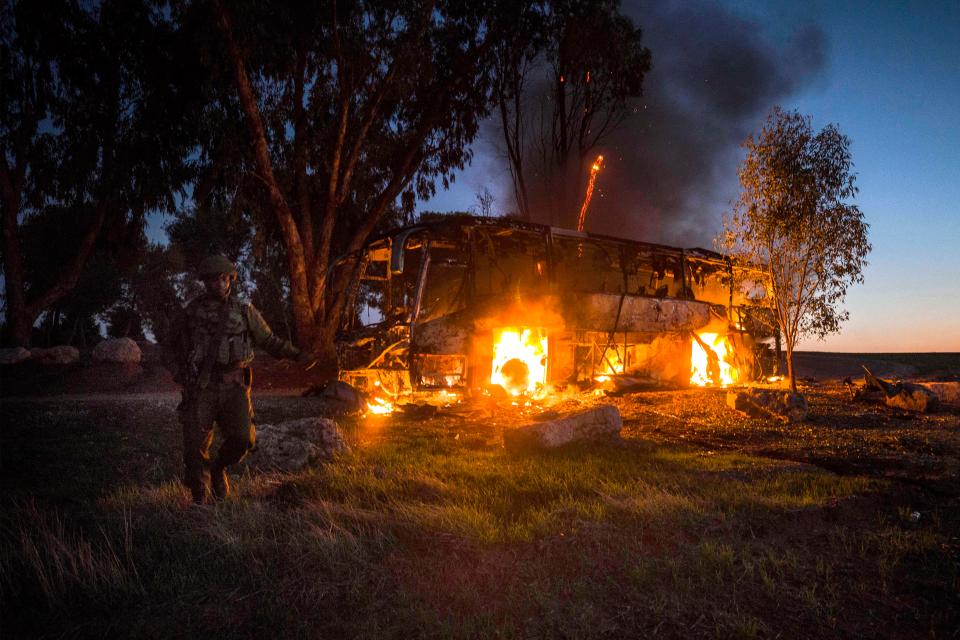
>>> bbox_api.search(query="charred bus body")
[333,215,777,400]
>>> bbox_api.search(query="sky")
[419,0,960,353]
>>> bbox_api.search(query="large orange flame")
[491,327,548,396]
[690,332,738,387]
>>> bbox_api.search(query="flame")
[491,327,548,396]
[366,396,394,415]
[690,332,738,387]
[576,154,605,232]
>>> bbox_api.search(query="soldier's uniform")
[170,257,302,503]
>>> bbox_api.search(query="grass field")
[1,384,958,639]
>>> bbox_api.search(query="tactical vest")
[185,297,255,368]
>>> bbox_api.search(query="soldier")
[169,255,312,503]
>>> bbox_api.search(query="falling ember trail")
[576,155,604,232]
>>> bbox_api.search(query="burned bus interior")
[335,216,776,403]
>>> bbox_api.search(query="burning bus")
[332,215,776,405]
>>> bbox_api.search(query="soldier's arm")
[243,304,301,360]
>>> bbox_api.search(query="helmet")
[197,255,238,280]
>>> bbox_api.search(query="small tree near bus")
[720,107,871,393]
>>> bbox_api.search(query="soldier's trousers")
[178,378,256,497]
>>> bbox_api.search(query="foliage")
[494,0,650,225]
[720,107,871,391]
[0,0,201,346]
[197,0,541,354]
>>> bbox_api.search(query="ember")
[576,155,604,232]
[491,327,548,396]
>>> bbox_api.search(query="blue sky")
[420,0,960,352]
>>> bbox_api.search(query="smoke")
[494,0,827,247]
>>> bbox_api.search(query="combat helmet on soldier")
[197,254,238,281]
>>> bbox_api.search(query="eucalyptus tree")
[0,0,200,346]
[494,0,651,225]
[201,0,533,358]
[720,107,870,392]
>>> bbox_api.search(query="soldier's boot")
[211,465,230,500]
[187,469,211,504]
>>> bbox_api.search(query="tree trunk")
[786,346,797,393]
[6,309,35,348]
[213,0,318,352]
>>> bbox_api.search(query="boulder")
[30,345,80,365]
[0,347,32,365]
[243,417,349,472]
[92,337,142,363]
[727,388,808,423]
[504,405,622,451]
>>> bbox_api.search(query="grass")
[1,391,958,638]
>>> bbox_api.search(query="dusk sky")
[419,0,960,353]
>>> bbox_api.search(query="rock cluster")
[0,347,32,365]
[30,346,80,364]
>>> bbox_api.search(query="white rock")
[0,347,32,365]
[92,337,142,363]
[504,405,622,450]
[30,345,80,364]
[244,417,348,472]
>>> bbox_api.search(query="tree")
[202,0,531,361]
[0,0,200,346]
[720,107,871,392]
[494,0,650,226]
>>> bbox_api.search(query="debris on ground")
[726,388,808,423]
[302,380,365,414]
[863,365,940,413]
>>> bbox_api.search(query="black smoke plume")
[491,0,827,247]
